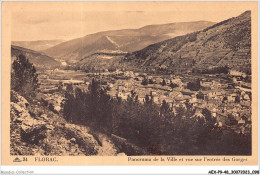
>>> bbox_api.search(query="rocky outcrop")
[10,91,99,156]
[10,91,46,155]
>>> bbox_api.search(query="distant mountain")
[43,21,215,63]
[12,40,65,51]
[11,45,61,69]
[122,11,251,74]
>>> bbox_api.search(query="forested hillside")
[122,11,251,74]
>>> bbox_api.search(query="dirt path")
[67,124,124,156]
[96,133,118,156]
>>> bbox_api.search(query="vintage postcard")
[1,1,258,166]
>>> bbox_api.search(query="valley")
[10,10,252,156]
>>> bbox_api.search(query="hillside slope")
[44,21,214,63]
[122,11,251,74]
[11,45,61,69]
[76,50,126,71]
[10,90,123,156]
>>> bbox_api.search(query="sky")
[11,10,246,42]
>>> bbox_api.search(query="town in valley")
[10,10,252,156]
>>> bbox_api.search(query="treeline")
[61,79,251,155]
[62,80,113,131]
[192,66,230,74]
[141,77,178,89]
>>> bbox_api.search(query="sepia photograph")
[1,1,258,167]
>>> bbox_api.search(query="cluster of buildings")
[104,70,251,134]
[38,68,252,135]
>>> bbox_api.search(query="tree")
[170,82,178,89]
[161,79,166,86]
[58,81,63,92]
[235,95,240,103]
[202,108,216,129]
[62,87,75,122]
[48,103,55,112]
[144,95,151,105]
[196,91,204,99]
[41,98,48,107]
[160,100,172,121]
[66,84,73,93]
[226,114,238,126]
[222,96,228,104]
[148,79,154,84]
[187,78,201,91]
[11,54,39,97]
[141,77,148,85]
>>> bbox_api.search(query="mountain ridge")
[11,45,61,69]
[121,11,251,74]
[43,21,215,62]
[12,39,65,52]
